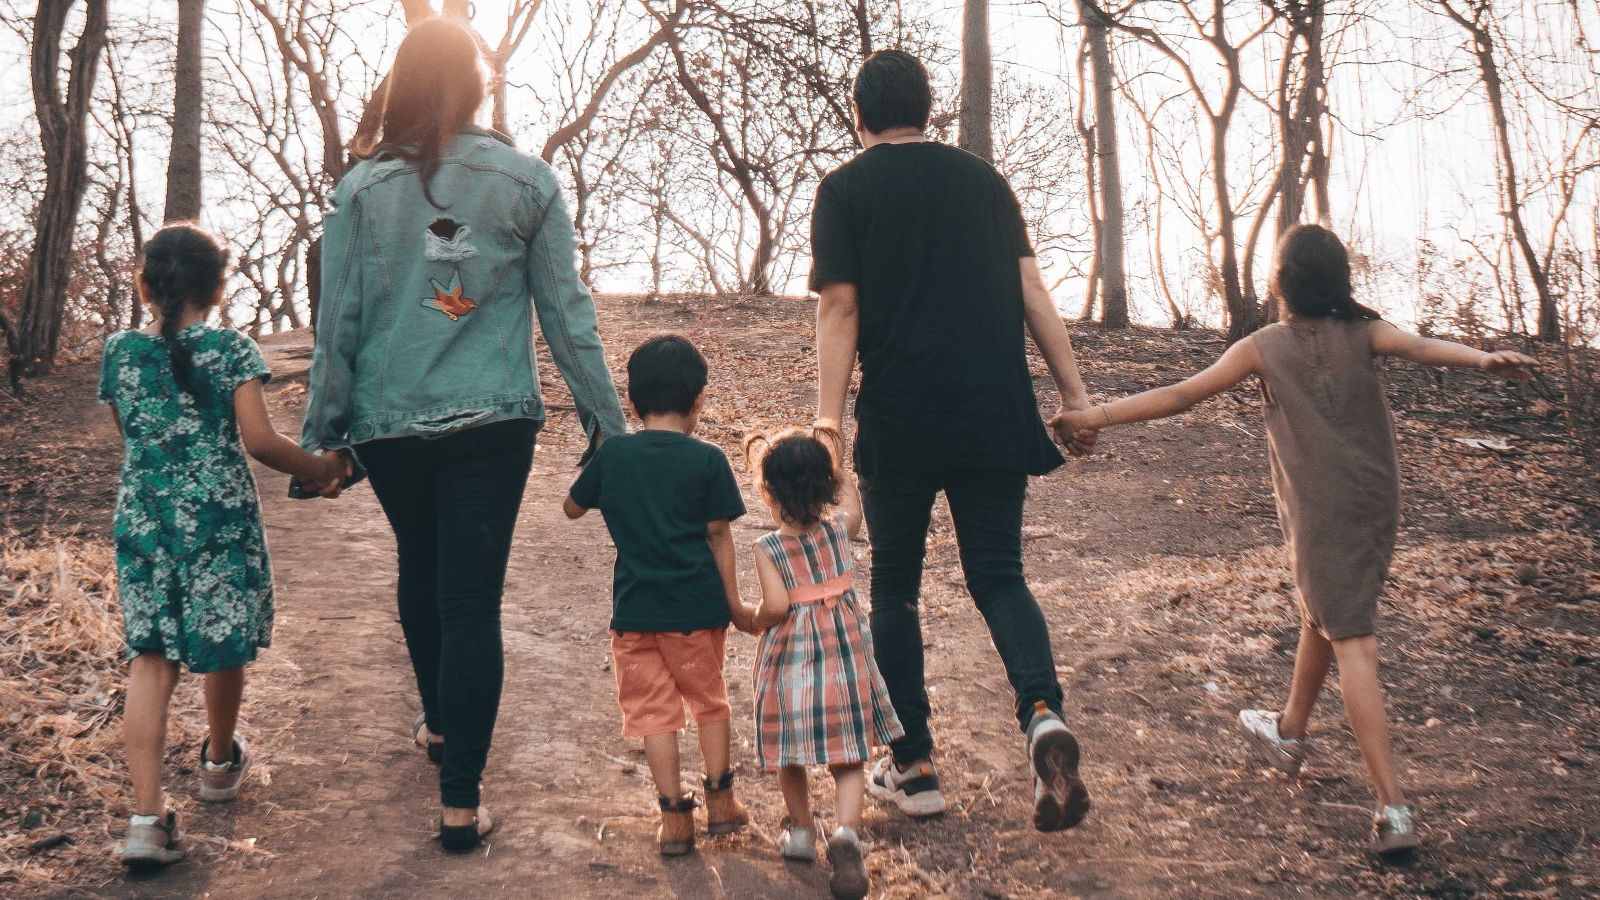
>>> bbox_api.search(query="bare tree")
[163,0,205,222]
[8,0,108,383]
[1433,0,1560,341]
[1079,0,1127,327]
[958,0,993,161]
[1094,0,1272,341]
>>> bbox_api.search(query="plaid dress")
[752,517,902,770]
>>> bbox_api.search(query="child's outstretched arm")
[235,380,347,495]
[1368,321,1537,379]
[836,468,864,540]
[706,520,749,631]
[1054,337,1262,435]
[748,548,791,631]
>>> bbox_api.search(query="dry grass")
[0,532,220,888]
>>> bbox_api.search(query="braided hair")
[744,425,845,529]
[139,223,229,396]
[1268,224,1381,322]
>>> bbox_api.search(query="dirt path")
[10,297,1598,899]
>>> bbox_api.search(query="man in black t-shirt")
[811,50,1097,833]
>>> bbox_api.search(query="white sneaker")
[122,811,185,869]
[867,756,946,818]
[1026,703,1091,832]
[1238,709,1309,776]
[198,734,251,802]
[1372,804,1422,855]
[777,817,817,862]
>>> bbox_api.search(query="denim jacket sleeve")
[301,176,364,454]
[522,163,627,444]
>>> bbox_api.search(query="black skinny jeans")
[861,467,1064,766]
[357,419,537,809]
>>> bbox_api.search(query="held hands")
[1479,350,1538,380]
[730,604,761,636]
[305,448,354,499]
[1049,403,1101,457]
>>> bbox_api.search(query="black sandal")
[439,807,494,854]
[413,712,444,766]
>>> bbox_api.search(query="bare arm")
[750,548,791,631]
[562,495,588,519]
[235,379,344,486]
[706,520,746,630]
[814,281,859,428]
[1057,337,1263,435]
[1021,258,1098,455]
[1369,320,1537,378]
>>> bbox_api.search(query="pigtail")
[743,431,774,469]
[139,223,231,399]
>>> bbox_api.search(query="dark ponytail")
[1268,224,1382,322]
[139,223,230,396]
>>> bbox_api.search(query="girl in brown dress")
[1057,225,1536,856]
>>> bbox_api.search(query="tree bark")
[1080,0,1127,327]
[12,0,109,381]
[164,0,206,223]
[958,0,993,161]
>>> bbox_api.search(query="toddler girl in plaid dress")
[738,426,901,900]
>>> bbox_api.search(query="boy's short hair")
[627,334,708,416]
[853,50,933,134]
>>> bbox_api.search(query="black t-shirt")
[809,141,1063,477]
[568,430,746,632]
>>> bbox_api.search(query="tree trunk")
[1080,0,1127,327]
[1268,0,1328,323]
[11,0,109,381]
[1212,118,1254,342]
[958,0,993,161]
[164,0,206,222]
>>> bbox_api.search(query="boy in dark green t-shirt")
[564,335,750,855]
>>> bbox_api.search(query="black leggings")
[861,467,1064,766]
[357,419,536,809]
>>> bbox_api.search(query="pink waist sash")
[787,573,853,609]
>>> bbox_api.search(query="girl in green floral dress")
[99,224,347,869]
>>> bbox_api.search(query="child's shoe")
[825,826,869,899]
[657,793,698,856]
[1372,803,1421,855]
[777,817,817,862]
[198,734,252,802]
[1025,702,1091,832]
[703,770,749,835]
[122,811,186,868]
[1238,709,1308,776]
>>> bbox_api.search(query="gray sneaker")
[1372,804,1421,855]
[777,817,817,862]
[867,756,946,818]
[1238,710,1308,776]
[1026,703,1091,832]
[825,826,869,900]
[122,811,185,869]
[198,734,251,802]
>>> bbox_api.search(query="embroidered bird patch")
[422,270,478,321]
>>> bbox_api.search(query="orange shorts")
[611,628,731,738]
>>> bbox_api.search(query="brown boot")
[703,770,749,836]
[657,793,697,856]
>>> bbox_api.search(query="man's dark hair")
[627,334,708,417]
[852,50,932,134]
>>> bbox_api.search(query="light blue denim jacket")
[301,126,626,454]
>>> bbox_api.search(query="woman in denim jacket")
[301,19,626,851]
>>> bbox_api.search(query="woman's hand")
[312,448,353,499]
[1479,350,1538,380]
[1050,406,1101,456]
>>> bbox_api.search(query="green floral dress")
[98,325,275,673]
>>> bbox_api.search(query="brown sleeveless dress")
[1252,319,1399,639]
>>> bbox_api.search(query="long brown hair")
[1268,224,1382,322]
[357,18,485,208]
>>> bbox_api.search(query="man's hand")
[1051,404,1099,457]
[1479,350,1538,380]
